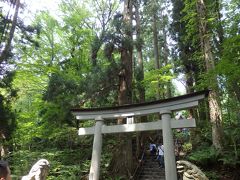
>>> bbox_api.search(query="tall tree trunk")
[134,0,146,160]
[196,0,223,150]
[135,0,145,103]
[0,0,20,63]
[112,0,133,177]
[153,11,161,99]
[91,32,106,67]
[118,0,133,106]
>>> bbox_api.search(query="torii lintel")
[71,90,208,120]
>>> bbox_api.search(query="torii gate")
[71,90,208,180]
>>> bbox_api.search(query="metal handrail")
[130,146,146,180]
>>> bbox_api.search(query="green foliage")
[0,72,17,139]
[13,2,95,148]
[0,93,16,138]
[8,149,91,179]
[204,171,220,180]
[216,35,240,98]
[224,0,240,35]
[219,151,240,167]
[8,135,119,179]
[143,64,175,98]
[181,0,199,46]
[101,150,113,179]
[182,142,192,153]
[171,0,204,95]
[187,146,220,166]
[219,124,240,167]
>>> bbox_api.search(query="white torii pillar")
[161,110,177,180]
[89,117,104,180]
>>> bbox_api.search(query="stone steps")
[136,154,165,180]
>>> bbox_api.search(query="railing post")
[89,117,104,180]
[160,110,177,180]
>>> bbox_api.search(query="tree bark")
[118,0,133,106]
[133,0,146,161]
[112,0,133,177]
[153,9,161,99]
[134,0,145,103]
[0,0,20,63]
[196,0,223,150]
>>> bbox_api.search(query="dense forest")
[0,0,239,179]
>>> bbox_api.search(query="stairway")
[136,153,165,180]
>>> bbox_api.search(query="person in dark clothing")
[149,142,157,155]
[0,160,11,180]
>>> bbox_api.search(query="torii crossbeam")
[71,90,208,180]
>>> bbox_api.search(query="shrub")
[187,146,220,166]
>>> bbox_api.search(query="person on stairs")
[149,141,156,155]
[157,143,164,168]
[149,141,157,160]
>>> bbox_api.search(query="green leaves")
[144,64,174,84]
[181,0,198,45]
[11,1,95,149]
[216,35,240,101]
[143,64,175,98]
[188,146,220,165]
